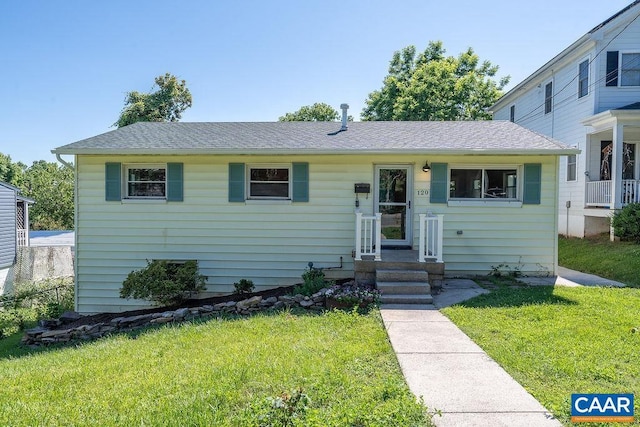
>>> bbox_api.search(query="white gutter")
[52,147,580,156]
[54,152,74,170]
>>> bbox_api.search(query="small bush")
[612,203,640,242]
[120,260,206,306]
[0,278,74,337]
[233,279,255,295]
[293,263,330,296]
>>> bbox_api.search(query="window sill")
[121,198,168,204]
[245,199,292,205]
[447,200,523,208]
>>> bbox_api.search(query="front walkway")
[380,279,562,426]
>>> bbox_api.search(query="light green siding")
[75,154,558,313]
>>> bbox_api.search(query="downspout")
[551,69,555,139]
[55,153,73,170]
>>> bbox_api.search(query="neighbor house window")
[544,82,553,114]
[126,165,166,198]
[248,165,291,199]
[621,53,640,86]
[609,51,640,87]
[449,168,518,199]
[567,154,577,181]
[578,60,589,98]
[510,105,515,122]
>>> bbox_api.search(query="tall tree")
[362,41,509,121]
[21,161,74,230]
[279,102,344,122]
[0,153,26,187]
[115,73,192,128]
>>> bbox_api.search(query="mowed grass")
[442,286,640,426]
[0,309,430,426]
[559,235,640,287]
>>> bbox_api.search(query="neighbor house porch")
[583,106,640,211]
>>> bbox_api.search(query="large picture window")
[248,166,290,199]
[449,168,518,199]
[126,165,166,198]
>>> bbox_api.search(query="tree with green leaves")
[362,41,509,121]
[21,161,74,230]
[0,153,26,187]
[115,73,193,128]
[279,102,351,122]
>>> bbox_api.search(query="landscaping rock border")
[22,290,329,347]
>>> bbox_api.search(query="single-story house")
[53,111,578,313]
[0,181,34,294]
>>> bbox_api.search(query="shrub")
[612,203,640,242]
[0,278,74,337]
[120,260,206,306]
[233,279,255,295]
[293,263,330,296]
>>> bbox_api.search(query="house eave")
[52,148,579,157]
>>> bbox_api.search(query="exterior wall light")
[422,161,431,172]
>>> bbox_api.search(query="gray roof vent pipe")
[340,103,349,130]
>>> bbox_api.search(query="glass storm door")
[375,165,413,247]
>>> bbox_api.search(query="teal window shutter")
[167,163,184,201]
[523,163,541,205]
[229,163,245,202]
[292,162,309,202]
[105,162,121,201]
[430,163,448,203]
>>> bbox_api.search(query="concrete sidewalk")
[519,266,626,288]
[381,279,562,426]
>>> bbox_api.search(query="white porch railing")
[355,212,382,261]
[418,214,444,263]
[17,229,28,247]
[586,180,640,207]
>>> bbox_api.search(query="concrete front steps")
[376,269,433,304]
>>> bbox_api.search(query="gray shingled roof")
[53,121,576,155]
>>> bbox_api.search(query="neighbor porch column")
[610,122,624,241]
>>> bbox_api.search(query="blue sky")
[0,0,634,165]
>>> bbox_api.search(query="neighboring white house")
[0,181,33,294]
[53,117,577,313]
[491,1,640,238]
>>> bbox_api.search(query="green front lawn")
[0,309,430,426]
[559,235,640,287]
[443,286,640,426]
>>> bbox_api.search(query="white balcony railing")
[418,214,444,263]
[586,180,640,207]
[355,212,382,261]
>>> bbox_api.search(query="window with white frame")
[248,165,291,199]
[449,167,519,200]
[566,154,577,181]
[621,53,640,86]
[544,82,553,114]
[578,60,589,98]
[126,165,166,198]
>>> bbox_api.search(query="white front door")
[375,165,413,247]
